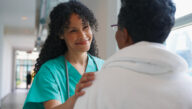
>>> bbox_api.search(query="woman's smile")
[75,39,90,45]
[76,41,88,45]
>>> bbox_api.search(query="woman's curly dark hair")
[34,1,99,75]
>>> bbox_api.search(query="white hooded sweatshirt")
[74,41,192,109]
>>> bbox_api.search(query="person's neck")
[65,51,88,65]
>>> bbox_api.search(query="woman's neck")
[65,51,88,65]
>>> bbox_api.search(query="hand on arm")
[75,72,95,97]
[43,72,95,109]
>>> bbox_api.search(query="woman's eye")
[83,26,88,30]
[70,30,77,32]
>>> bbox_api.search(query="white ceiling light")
[21,16,28,20]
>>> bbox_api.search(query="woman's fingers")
[80,72,95,83]
[75,72,96,97]
[76,91,85,96]
[76,81,93,92]
[76,81,92,96]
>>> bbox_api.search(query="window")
[174,0,192,18]
[166,25,192,75]
[165,0,192,75]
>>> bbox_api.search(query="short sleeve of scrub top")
[23,55,104,109]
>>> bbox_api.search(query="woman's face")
[61,13,93,53]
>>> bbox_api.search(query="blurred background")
[0,0,192,109]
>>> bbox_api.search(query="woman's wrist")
[66,95,78,109]
[71,95,78,102]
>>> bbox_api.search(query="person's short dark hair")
[118,0,176,43]
[34,1,98,75]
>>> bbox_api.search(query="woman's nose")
[79,30,87,38]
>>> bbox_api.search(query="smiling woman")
[61,14,93,60]
[23,1,104,109]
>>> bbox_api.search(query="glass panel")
[166,24,192,75]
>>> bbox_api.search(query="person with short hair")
[74,0,192,109]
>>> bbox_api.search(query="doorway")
[15,50,39,89]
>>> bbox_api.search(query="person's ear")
[122,28,133,46]
[122,28,128,41]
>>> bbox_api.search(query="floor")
[1,89,28,109]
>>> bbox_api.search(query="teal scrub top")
[23,54,104,109]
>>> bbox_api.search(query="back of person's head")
[118,0,176,43]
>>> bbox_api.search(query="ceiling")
[1,0,36,36]
[0,0,69,50]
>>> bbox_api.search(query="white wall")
[0,3,2,107]
[0,24,3,108]
[1,38,13,99]
[11,49,16,92]
[5,35,36,50]
[0,1,36,106]
[80,0,119,59]
[0,11,14,102]
[0,34,35,99]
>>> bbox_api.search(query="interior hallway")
[1,89,28,109]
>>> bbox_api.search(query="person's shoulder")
[37,55,65,76]
[90,55,104,64]
[89,55,105,70]
[44,55,64,66]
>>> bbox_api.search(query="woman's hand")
[75,72,95,98]
[44,72,95,109]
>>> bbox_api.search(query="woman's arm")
[43,96,77,109]
[44,72,95,109]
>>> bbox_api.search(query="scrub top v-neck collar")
[64,54,96,81]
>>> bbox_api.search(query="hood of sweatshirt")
[102,41,188,74]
